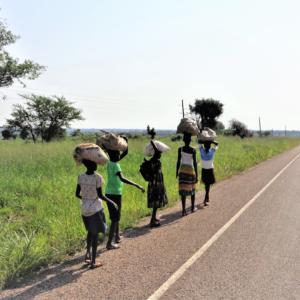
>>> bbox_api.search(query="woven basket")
[73,143,109,165]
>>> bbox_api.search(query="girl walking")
[176,133,198,216]
[199,140,218,206]
[74,144,118,269]
[98,134,145,250]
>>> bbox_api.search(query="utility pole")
[182,99,185,118]
[285,125,287,137]
[259,116,262,137]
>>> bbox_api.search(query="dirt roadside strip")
[2,145,300,300]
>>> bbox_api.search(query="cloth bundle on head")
[144,140,170,156]
[198,127,217,142]
[96,132,128,151]
[176,118,200,136]
[73,143,109,165]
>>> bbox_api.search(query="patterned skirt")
[147,182,168,208]
[178,164,197,196]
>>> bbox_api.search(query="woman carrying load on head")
[97,132,145,250]
[73,144,118,269]
[199,139,218,206]
[176,132,198,216]
[144,126,169,227]
[176,118,199,216]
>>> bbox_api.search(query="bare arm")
[117,172,145,192]
[176,148,181,178]
[75,184,81,199]
[193,149,198,181]
[119,136,128,160]
[97,187,118,210]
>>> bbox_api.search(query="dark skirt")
[147,181,168,208]
[201,168,216,185]
[106,194,122,222]
[82,209,107,235]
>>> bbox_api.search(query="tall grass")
[0,136,299,288]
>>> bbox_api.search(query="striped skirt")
[178,164,197,196]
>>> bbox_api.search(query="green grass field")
[0,136,299,288]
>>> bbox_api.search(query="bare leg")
[181,195,187,216]
[85,232,92,263]
[106,221,119,249]
[115,221,121,243]
[150,208,160,227]
[191,194,197,212]
[90,233,103,269]
[204,184,210,206]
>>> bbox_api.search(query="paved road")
[1,146,300,300]
[160,150,300,300]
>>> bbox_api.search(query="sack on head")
[144,140,170,156]
[176,118,200,136]
[73,143,109,165]
[198,127,217,142]
[96,132,128,151]
[139,158,153,181]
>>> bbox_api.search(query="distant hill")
[67,128,176,137]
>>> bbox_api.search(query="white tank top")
[180,148,194,167]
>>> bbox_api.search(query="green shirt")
[106,161,123,195]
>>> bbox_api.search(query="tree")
[215,121,225,133]
[228,119,252,139]
[6,94,83,142]
[0,16,45,89]
[189,98,224,130]
[1,127,15,139]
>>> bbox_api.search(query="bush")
[228,119,252,139]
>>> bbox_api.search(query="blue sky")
[1,0,300,130]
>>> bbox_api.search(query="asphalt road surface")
[1,146,300,300]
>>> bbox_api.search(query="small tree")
[6,94,83,142]
[1,128,15,139]
[229,119,252,139]
[71,129,82,137]
[0,17,45,89]
[215,121,225,133]
[189,98,224,130]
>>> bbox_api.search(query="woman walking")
[176,133,198,216]
[199,140,218,206]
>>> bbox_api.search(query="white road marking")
[147,152,300,300]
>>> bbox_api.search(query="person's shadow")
[2,249,106,300]
[2,204,204,299]
[124,203,203,239]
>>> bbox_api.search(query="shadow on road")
[2,203,204,299]
[2,249,106,300]
[124,203,204,239]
